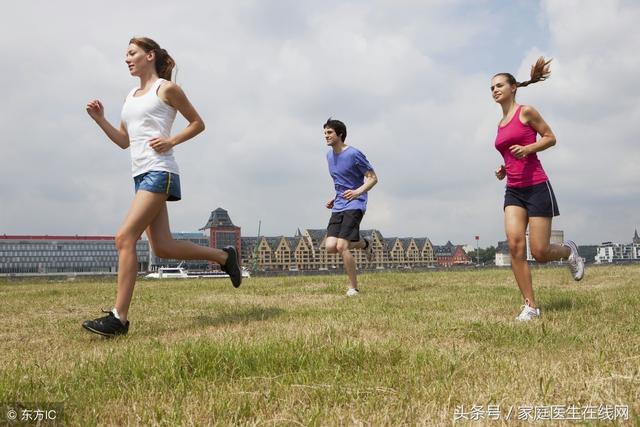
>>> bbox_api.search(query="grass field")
[1,265,639,426]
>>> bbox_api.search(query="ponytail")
[154,48,175,81]
[129,37,176,81]
[517,57,552,88]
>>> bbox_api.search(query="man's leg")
[336,238,359,290]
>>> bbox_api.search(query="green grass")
[1,265,639,426]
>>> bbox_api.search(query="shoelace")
[517,305,537,319]
[93,309,114,323]
[568,254,580,274]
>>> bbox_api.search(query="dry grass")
[0,265,638,426]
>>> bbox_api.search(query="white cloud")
[0,1,637,246]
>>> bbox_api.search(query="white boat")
[145,265,251,279]
[145,266,193,279]
[190,268,251,279]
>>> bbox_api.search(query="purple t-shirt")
[326,146,374,212]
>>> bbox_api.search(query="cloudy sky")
[1,0,638,247]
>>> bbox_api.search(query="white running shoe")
[346,288,360,297]
[515,304,540,321]
[564,240,585,281]
[364,237,375,263]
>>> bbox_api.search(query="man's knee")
[336,241,350,253]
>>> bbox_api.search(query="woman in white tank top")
[83,37,242,337]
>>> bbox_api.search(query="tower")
[200,208,241,266]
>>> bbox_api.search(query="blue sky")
[0,0,638,247]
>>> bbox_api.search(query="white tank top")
[121,78,179,176]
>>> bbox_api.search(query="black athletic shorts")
[326,209,364,242]
[504,180,559,217]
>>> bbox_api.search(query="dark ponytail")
[517,57,552,87]
[494,56,552,93]
[129,37,176,81]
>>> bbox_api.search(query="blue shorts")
[133,171,181,201]
[504,181,559,217]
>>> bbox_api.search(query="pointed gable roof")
[200,208,237,229]
[288,236,307,250]
[240,237,259,258]
[399,238,414,249]
[361,229,384,242]
[265,237,283,250]
[414,237,432,251]
[304,229,327,249]
[383,238,399,251]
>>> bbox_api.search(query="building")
[200,208,241,268]
[238,229,437,272]
[595,230,640,263]
[495,240,511,267]
[0,235,149,275]
[433,241,472,267]
[1,208,488,274]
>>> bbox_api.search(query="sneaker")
[221,246,242,288]
[564,240,585,281]
[82,310,129,337]
[515,304,541,322]
[346,288,360,297]
[364,237,375,263]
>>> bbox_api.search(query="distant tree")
[465,246,496,265]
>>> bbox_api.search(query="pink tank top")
[495,105,548,188]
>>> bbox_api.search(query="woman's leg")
[114,190,167,321]
[145,203,229,264]
[527,217,571,263]
[504,206,537,307]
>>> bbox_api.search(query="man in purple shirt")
[323,118,378,296]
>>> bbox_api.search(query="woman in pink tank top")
[492,57,584,322]
[82,37,242,337]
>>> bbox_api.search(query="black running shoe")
[221,246,242,288]
[82,310,129,337]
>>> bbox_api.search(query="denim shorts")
[133,170,181,201]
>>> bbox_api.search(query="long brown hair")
[129,37,176,81]
[494,57,552,92]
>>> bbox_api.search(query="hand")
[149,137,175,153]
[86,99,104,121]
[326,198,334,209]
[509,145,530,159]
[495,165,506,181]
[342,189,362,201]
